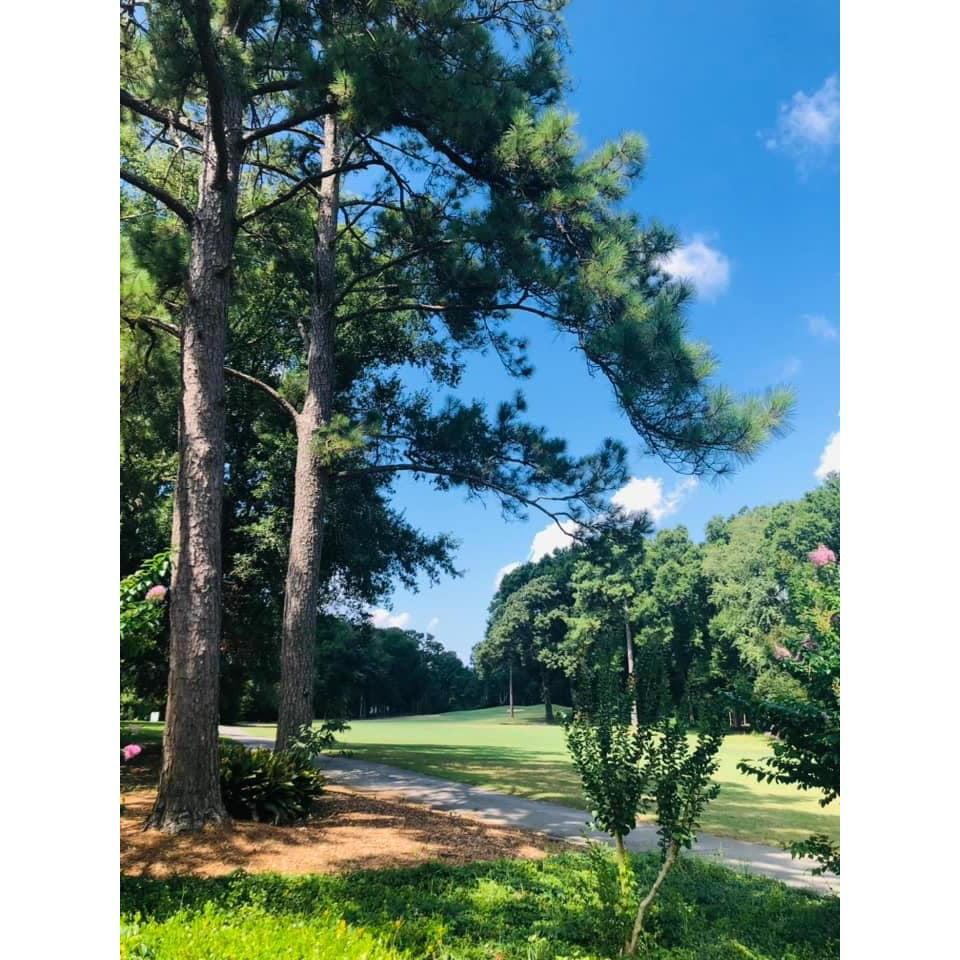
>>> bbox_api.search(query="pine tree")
[121,1,794,828]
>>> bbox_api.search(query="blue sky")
[366,0,840,662]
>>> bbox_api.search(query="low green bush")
[121,854,839,960]
[219,742,325,825]
[121,905,407,959]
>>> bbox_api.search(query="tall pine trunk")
[275,114,341,750]
[147,91,243,833]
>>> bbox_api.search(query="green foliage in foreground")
[121,855,838,960]
[219,742,325,825]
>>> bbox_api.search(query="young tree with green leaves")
[564,683,723,957]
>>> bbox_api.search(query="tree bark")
[508,662,515,719]
[275,113,341,750]
[146,88,243,833]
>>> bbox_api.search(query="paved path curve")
[220,725,837,896]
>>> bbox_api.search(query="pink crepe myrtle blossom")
[145,584,168,603]
[808,544,837,568]
[121,744,142,763]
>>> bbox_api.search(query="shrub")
[121,857,840,960]
[120,905,406,960]
[564,695,723,957]
[219,742,324,825]
[285,719,350,764]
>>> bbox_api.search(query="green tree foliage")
[121,1,793,824]
[315,620,481,719]
[738,543,840,874]
[702,474,840,718]
[702,475,840,873]
[120,552,171,718]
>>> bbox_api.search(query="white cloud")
[427,616,440,633]
[815,430,840,480]
[659,236,731,300]
[765,75,840,171]
[493,561,521,590]
[611,476,699,525]
[806,313,838,341]
[368,607,412,630]
[529,519,581,562]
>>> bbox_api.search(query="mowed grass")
[224,706,838,849]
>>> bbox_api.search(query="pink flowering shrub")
[121,743,143,763]
[145,584,168,603]
[807,544,836,568]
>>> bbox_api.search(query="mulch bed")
[121,751,569,878]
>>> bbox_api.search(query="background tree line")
[475,474,840,733]
[123,474,839,738]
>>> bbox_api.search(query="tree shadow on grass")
[339,742,838,846]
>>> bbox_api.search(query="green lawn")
[221,705,838,849]
[122,853,838,959]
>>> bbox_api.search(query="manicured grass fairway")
[215,706,838,849]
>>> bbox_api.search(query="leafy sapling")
[563,695,649,898]
[564,692,723,957]
[284,720,351,764]
[625,718,722,956]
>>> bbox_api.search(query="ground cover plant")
[225,707,838,848]
[121,857,839,960]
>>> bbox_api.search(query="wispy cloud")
[427,617,440,633]
[815,430,840,480]
[659,236,731,300]
[779,356,802,379]
[368,607,412,630]
[806,313,838,341]
[522,476,698,570]
[529,519,581,563]
[763,75,840,173]
[611,476,699,524]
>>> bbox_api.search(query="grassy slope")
[122,854,839,960]
[220,706,838,848]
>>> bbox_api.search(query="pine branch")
[123,314,299,421]
[239,160,375,223]
[120,89,203,140]
[243,102,335,146]
[120,169,195,225]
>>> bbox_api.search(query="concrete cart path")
[219,725,837,896]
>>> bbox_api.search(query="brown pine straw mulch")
[121,754,570,878]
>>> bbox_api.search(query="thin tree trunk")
[146,89,243,833]
[542,670,554,723]
[624,605,639,727]
[508,662,515,719]
[625,842,680,956]
[614,833,631,899]
[275,113,341,750]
